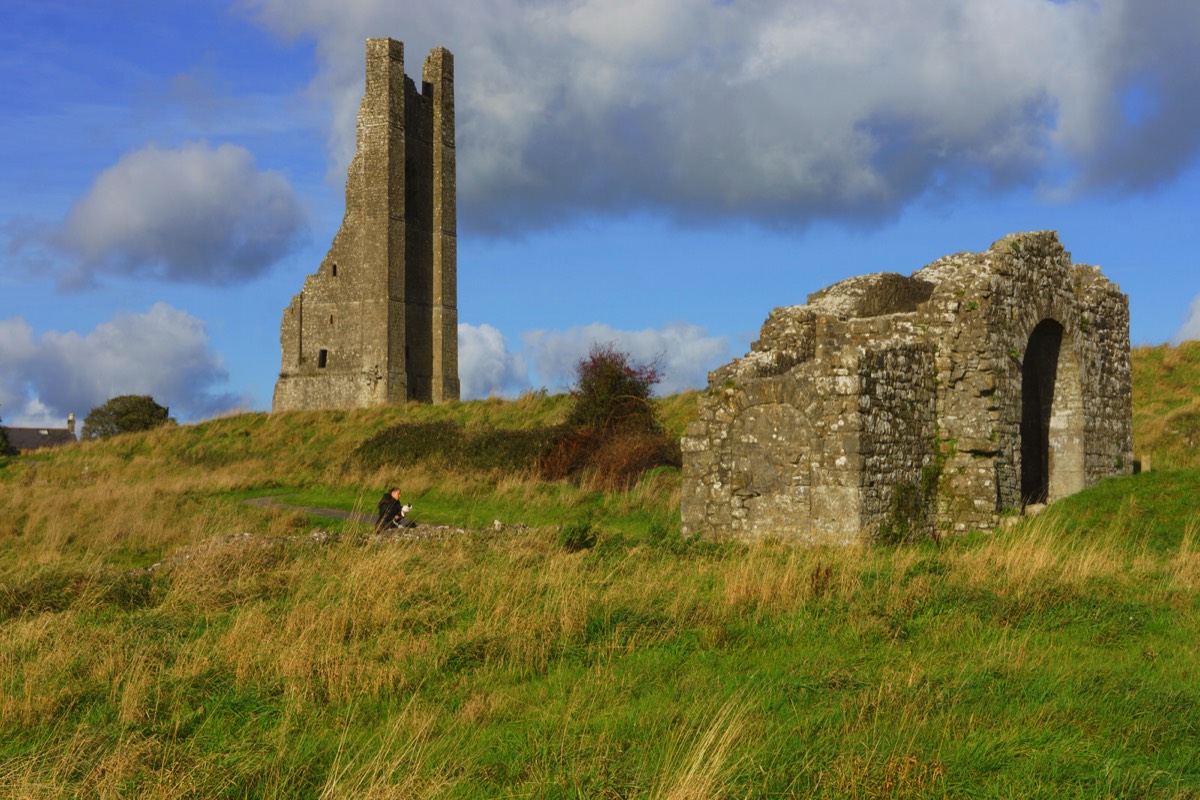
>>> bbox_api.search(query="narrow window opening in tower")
[318,349,328,369]
[330,315,334,325]
[332,263,338,277]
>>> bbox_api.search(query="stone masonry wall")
[682,231,1133,544]
[273,38,458,412]
[913,232,1133,533]
[857,338,938,535]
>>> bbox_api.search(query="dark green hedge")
[352,420,565,473]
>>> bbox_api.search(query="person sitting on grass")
[375,487,415,529]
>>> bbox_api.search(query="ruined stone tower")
[273,38,459,411]
[682,232,1133,543]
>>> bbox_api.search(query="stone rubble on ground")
[132,521,531,576]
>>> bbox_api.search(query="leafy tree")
[565,343,664,434]
[82,395,172,440]
[0,407,10,456]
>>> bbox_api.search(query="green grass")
[2,384,1200,797]
[1132,342,1200,470]
[269,469,682,538]
[1046,470,1200,552]
[2,510,1197,797]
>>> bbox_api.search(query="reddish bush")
[541,428,601,483]
[585,431,682,490]
[565,343,663,435]
[540,345,680,488]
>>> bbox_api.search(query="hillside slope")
[0,362,1197,797]
[1132,341,1200,469]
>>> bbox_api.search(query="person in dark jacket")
[375,487,414,529]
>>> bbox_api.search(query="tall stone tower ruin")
[273,38,459,411]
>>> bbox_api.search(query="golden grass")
[719,543,865,617]
[651,694,748,800]
[317,697,460,800]
[1135,397,1200,470]
[1166,515,1200,592]
[955,513,1140,600]
[3,515,1199,797]
[1132,342,1200,468]
[4,383,1200,797]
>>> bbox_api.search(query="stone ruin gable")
[682,231,1133,544]
[917,231,1133,532]
[273,38,459,412]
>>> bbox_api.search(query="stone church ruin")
[274,38,459,411]
[682,231,1133,543]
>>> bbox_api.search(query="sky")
[2,0,1199,427]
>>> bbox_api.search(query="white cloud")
[1170,294,1200,345]
[457,322,530,399]
[0,304,243,426]
[455,320,728,399]
[521,321,728,395]
[241,0,1200,233]
[49,141,306,286]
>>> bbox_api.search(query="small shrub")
[557,520,597,552]
[352,420,465,468]
[566,343,663,435]
[541,428,602,482]
[584,430,682,490]
[542,344,678,487]
[459,425,565,472]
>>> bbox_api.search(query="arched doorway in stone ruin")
[729,404,811,538]
[1020,319,1085,505]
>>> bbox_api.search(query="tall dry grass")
[1131,342,1200,468]
[4,513,1200,796]
[4,388,1200,796]
[651,694,749,800]
[319,700,456,799]
[955,507,1200,604]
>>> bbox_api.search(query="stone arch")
[1020,319,1085,504]
[728,403,812,538]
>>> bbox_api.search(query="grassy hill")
[1,353,1198,798]
[1131,340,1200,470]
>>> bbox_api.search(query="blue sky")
[2,0,1199,427]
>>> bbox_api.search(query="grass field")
[1,350,1198,798]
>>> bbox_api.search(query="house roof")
[3,427,77,452]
